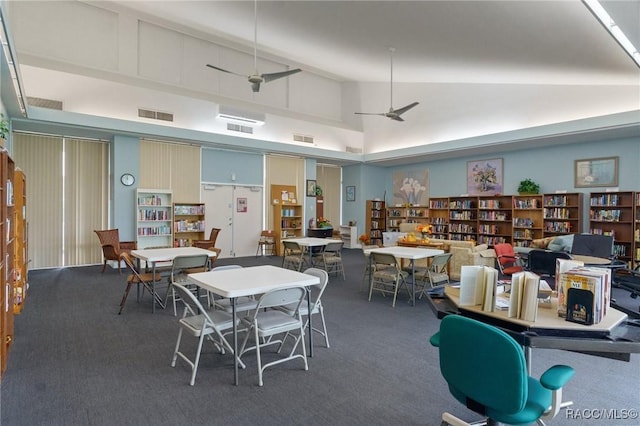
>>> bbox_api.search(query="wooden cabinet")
[366,200,386,246]
[477,195,512,245]
[0,151,15,378]
[543,193,583,238]
[385,205,428,231]
[512,195,543,247]
[136,189,173,249]
[589,191,634,264]
[448,196,477,241]
[173,203,205,247]
[428,197,449,240]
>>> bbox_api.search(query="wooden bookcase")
[13,169,27,315]
[635,193,640,268]
[385,205,428,231]
[0,151,15,378]
[512,194,543,247]
[173,203,205,247]
[366,200,386,246]
[589,191,634,264]
[477,195,512,245]
[448,196,477,241]
[428,197,449,240]
[271,184,303,256]
[543,193,583,237]
[136,189,173,249]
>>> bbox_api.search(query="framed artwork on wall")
[392,169,429,205]
[467,158,503,195]
[306,179,317,197]
[346,185,356,202]
[575,156,619,188]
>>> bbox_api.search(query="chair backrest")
[302,268,329,306]
[172,282,214,322]
[171,254,210,281]
[255,286,307,313]
[260,230,275,240]
[208,228,221,245]
[527,249,572,277]
[94,229,121,251]
[429,253,453,273]
[324,240,343,254]
[371,252,399,268]
[571,234,614,258]
[494,243,516,264]
[120,252,146,283]
[361,244,379,257]
[283,240,302,255]
[437,315,527,415]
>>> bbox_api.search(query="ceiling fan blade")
[262,68,302,83]
[390,115,405,122]
[354,112,386,116]
[206,64,246,78]
[393,102,420,116]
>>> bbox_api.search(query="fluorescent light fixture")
[583,0,640,67]
[216,105,265,126]
[0,11,27,115]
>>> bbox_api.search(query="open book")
[508,271,540,322]
[459,265,499,312]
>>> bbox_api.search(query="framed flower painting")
[467,158,503,195]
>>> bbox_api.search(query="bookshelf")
[385,205,428,231]
[428,197,449,240]
[173,203,205,247]
[13,169,27,315]
[512,195,543,247]
[477,195,512,245]
[543,193,583,238]
[366,200,386,246]
[589,191,634,264]
[448,196,477,241]
[271,184,302,256]
[136,189,173,249]
[0,151,15,378]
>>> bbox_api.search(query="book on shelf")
[508,271,541,322]
[458,265,499,312]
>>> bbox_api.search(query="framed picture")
[575,157,619,188]
[306,179,317,197]
[236,197,247,212]
[467,158,503,195]
[346,185,356,202]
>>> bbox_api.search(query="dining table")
[130,246,217,313]
[365,246,444,306]
[285,237,340,267]
[188,265,320,385]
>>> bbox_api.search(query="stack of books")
[556,260,611,325]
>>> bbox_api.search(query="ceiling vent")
[293,134,314,144]
[227,123,253,134]
[217,105,265,126]
[27,96,63,110]
[346,146,363,154]
[138,108,174,122]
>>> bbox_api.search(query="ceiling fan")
[355,47,419,122]
[206,0,301,93]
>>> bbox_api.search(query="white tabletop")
[366,246,444,260]
[131,246,217,263]
[188,265,320,298]
[286,237,338,247]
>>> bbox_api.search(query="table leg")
[152,261,157,313]
[411,259,416,307]
[232,298,238,386]
[307,288,313,357]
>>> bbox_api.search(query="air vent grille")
[27,96,63,110]
[138,108,174,122]
[346,146,363,154]
[293,134,314,144]
[227,123,253,134]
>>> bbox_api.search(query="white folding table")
[130,247,217,313]
[188,265,320,385]
[366,246,444,306]
[285,237,338,267]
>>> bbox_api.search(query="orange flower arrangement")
[359,234,370,244]
[415,224,434,234]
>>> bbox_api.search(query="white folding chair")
[166,254,210,316]
[239,286,309,386]
[170,283,245,386]
[416,252,452,299]
[368,252,410,307]
[210,265,260,314]
[282,241,306,271]
[278,268,330,352]
[320,241,345,280]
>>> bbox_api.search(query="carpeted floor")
[1,249,639,425]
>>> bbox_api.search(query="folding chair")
[210,265,259,314]
[368,252,410,307]
[416,252,452,299]
[320,240,345,279]
[166,254,210,316]
[282,240,306,271]
[118,252,165,314]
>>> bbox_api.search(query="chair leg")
[102,260,108,273]
[318,307,330,348]
[118,282,134,314]
[171,328,184,367]
[254,325,264,386]
[189,333,206,386]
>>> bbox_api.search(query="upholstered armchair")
[94,229,137,274]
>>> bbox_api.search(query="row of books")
[556,259,611,325]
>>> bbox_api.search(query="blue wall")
[201,148,263,185]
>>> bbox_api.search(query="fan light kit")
[355,47,419,122]
[206,0,301,92]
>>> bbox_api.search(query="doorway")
[201,184,263,258]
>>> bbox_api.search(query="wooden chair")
[256,230,276,256]
[94,229,137,274]
[193,228,221,249]
[118,252,165,314]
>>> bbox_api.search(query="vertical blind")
[316,164,341,227]
[12,133,108,268]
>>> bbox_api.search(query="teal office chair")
[430,315,574,426]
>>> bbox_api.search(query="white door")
[201,185,263,258]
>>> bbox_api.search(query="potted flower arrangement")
[359,234,370,244]
[517,178,540,195]
[416,223,434,241]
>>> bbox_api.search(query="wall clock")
[120,173,135,186]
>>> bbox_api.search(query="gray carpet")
[1,250,639,426]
